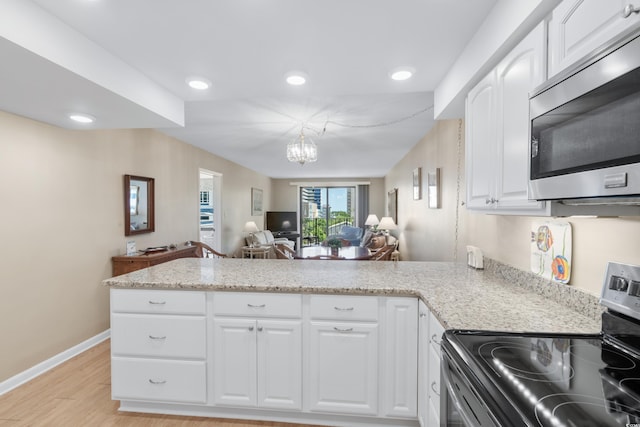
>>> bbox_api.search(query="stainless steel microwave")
[529,27,640,206]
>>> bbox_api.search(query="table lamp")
[243,221,259,247]
[377,217,397,243]
[365,214,380,229]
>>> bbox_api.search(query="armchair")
[246,230,295,258]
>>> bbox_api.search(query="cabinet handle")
[334,306,354,311]
[148,379,166,385]
[148,335,167,340]
[419,312,427,318]
[624,4,640,17]
[148,300,166,305]
[333,327,353,332]
[431,381,440,397]
[257,326,263,332]
[485,198,492,205]
[247,303,266,308]
[431,334,442,346]
[248,326,254,331]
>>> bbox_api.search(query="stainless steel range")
[441,262,640,426]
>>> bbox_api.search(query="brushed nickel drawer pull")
[334,327,353,332]
[431,334,442,346]
[334,306,354,311]
[148,335,167,340]
[431,381,440,396]
[148,300,166,305]
[247,303,266,308]
[148,379,166,385]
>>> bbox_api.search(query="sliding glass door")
[300,186,356,246]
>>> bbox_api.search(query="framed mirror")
[124,174,155,236]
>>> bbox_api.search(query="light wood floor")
[0,340,314,426]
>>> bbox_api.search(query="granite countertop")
[103,258,602,334]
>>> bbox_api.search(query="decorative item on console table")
[326,237,343,256]
[111,242,198,276]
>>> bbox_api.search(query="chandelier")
[287,129,317,165]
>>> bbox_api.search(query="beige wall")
[385,120,466,262]
[0,110,271,382]
[386,119,640,297]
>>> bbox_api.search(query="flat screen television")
[266,211,297,234]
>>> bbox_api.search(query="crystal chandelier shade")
[287,130,317,165]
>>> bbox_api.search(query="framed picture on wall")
[428,168,441,209]
[251,187,263,216]
[388,188,398,224]
[413,167,422,200]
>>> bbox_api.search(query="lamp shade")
[365,214,380,226]
[377,216,397,231]
[243,221,259,233]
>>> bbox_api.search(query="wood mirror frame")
[124,174,155,236]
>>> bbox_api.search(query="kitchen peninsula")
[104,258,601,427]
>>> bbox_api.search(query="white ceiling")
[2,0,497,178]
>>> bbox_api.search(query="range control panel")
[601,262,640,321]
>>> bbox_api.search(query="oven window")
[531,67,640,180]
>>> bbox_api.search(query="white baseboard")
[0,329,111,396]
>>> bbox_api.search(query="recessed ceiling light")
[186,77,211,90]
[69,113,95,124]
[390,67,415,81]
[285,71,308,86]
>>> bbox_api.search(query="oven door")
[440,348,500,427]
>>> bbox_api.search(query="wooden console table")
[111,243,198,277]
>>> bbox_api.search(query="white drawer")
[429,311,444,354]
[309,295,378,321]
[213,292,301,318]
[111,314,206,359]
[112,357,206,404]
[111,289,205,315]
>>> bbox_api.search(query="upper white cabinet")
[466,22,547,214]
[548,0,640,78]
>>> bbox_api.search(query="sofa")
[246,230,295,258]
[326,225,364,247]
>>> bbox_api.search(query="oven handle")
[441,351,481,427]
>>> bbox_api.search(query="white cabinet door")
[382,298,418,418]
[428,311,445,423]
[548,0,640,78]
[257,320,302,410]
[213,318,302,410]
[466,22,548,215]
[465,70,497,210]
[495,22,546,212]
[212,318,257,407]
[417,301,430,427]
[308,322,378,415]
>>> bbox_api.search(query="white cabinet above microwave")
[548,0,640,79]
